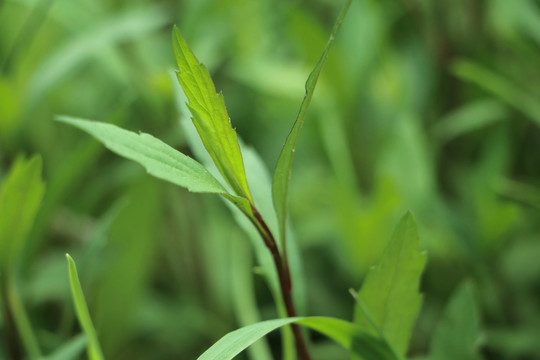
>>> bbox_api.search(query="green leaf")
[353,212,427,357]
[0,155,45,268]
[0,156,45,359]
[272,0,351,245]
[173,26,253,202]
[27,7,169,107]
[38,334,88,360]
[433,99,508,142]
[427,281,483,360]
[452,59,540,126]
[66,254,104,360]
[197,316,400,360]
[55,116,254,217]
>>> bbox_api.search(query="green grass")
[1,0,540,359]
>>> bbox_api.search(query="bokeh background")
[1,0,540,359]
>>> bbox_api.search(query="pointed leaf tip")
[354,212,427,356]
[66,254,105,360]
[172,26,253,202]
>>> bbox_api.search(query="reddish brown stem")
[251,207,312,360]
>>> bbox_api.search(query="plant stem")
[0,269,42,359]
[0,273,22,360]
[251,207,312,360]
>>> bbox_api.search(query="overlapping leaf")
[173,26,253,202]
[354,212,427,357]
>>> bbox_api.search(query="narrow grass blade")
[427,281,483,360]
[55,116,254,218]
[197,316,400,360]
[0,155,45,358]
[452,59,540,126]
[272,0,351,246]
[5,280,42,358]
[353,212,427,357]
[65,254,104,360]
[173,26,253,202]
[433,99,508,142]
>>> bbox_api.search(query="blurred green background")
[1,0,540,359]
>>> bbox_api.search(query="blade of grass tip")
[272,0,352,250]
[65,254,104,360]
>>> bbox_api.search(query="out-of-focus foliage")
[353,213,426,359]
[1,0,540,359]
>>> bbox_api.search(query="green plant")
[54,1,484,359]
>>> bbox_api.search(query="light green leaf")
[38,334,88,360]
[66,254,104,360]
[0,155,45,268]
[173,26,253,202]
[428,281,483,360]
[272,0,351,245]
[354,212,427,357]
[55,116,254,217]
[197,316,400,360]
